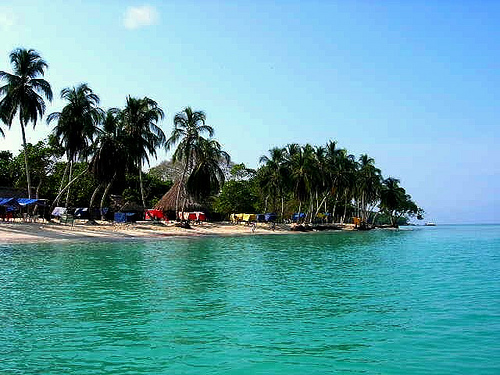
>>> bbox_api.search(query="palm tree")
[322,141,340,219]
[186,138,230,202]
[0,48,53,198]
[121,96,165,208]
[259,147,288,217]
[311,145,328,220]
[89,109,128,220]
[380,177,406,227]
[165,107,214,213]
[47,83,102,206]
[355,154,382,225]
[286,144,316,223]
[335,149,357,223]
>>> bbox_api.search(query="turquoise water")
[1,225,499,374]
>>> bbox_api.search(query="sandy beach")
[0,220,315,244]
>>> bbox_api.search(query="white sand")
[0,220,293,244]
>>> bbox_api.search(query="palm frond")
[31,78,53,101]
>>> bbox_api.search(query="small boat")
[425,222,436,226]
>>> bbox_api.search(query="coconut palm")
[186,138,230,202]
[259,147,288,216]
[121,96,165,208]
[286,143,317,222]
[0,48,53,198]
[380,177,406,227]
[165,107,214,213]
[89,109,128,219]
[310,145,328,219]
[334,149,357,223]
[322,141,341,219]
[47,83,102,206]
[355,154,382,225]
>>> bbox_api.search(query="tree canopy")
[0,47,422,226]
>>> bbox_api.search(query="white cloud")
[123,5,159,30]
[0,7,17,31]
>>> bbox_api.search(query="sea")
[0,224,499,374]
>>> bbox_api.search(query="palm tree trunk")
[36,179,42,199]
[100,174,116,220]
[342,198,348,224]
[280,195,284,223]
[176,158,190,218]
[65,160,73,208]
[331,192,338,223]
[89,183,103,222]
[19,118,32,199]
[32,179,43,216]
[314,192,329,221]
[55,162,70,207]
[308,197,314,224]
[315,190,319,214]
[139,163,146,208]
[49,169,88,214]
[361,194,364,221]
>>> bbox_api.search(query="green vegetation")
[250,143,423,227]
[47,83,102,207]
[213,165,260,215]
[0,47,422,226]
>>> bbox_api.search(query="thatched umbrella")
[154,179,203,213]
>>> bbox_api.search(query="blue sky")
[1,1,499,224]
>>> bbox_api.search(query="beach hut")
[154,180,204,219]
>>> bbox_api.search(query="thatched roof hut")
[154,179,203,212]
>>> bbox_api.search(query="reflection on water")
[1,226,499,374]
